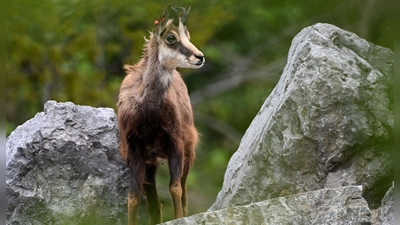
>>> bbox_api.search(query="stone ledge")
[161,186,371,225]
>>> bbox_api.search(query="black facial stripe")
[177,42,193,57]
[165,38,193,58]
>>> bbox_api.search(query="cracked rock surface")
[162,186,371,225]
[6,101,133,225]
[209,23,393,212]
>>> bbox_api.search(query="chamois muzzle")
[192,53,205,67]
[195,54,204,64]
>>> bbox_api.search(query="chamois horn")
[169,6,180,26]
[155,3,191,29]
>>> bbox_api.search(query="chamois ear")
[158,4,171,23]
[154,4,171,36]
[185,3,191,15]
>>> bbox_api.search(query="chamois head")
[153,4,205,70]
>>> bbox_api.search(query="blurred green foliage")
[7,0,393,222]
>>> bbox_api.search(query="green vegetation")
[7,0,393,221]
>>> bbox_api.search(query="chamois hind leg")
[182,139,196,217]
[143,164,162,225]
[168,150,184,219]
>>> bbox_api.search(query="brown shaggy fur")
[117,5,202,224]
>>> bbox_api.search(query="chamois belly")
[128,129,171,165]
[131,103,181,165]
[143,144,169,165]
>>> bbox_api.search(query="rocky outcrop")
[209,23,393,212]
[161,186,371,225]
[6,23,394,225]
[6,101,133,225]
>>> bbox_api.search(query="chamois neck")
[141,37,175,105]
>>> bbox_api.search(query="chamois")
[117,4,204,225]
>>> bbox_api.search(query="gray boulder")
[161,186,371,225]
[209,23,393,211]
[6,101,132,225]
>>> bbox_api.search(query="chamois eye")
[166,35,177,44]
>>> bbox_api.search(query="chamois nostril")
[195,54,204,63]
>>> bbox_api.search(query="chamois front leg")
[180,174,188,217]
[168,151,184,219]
[127,149,146,225]
[144,164,162,225]
[181,143,195,217]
